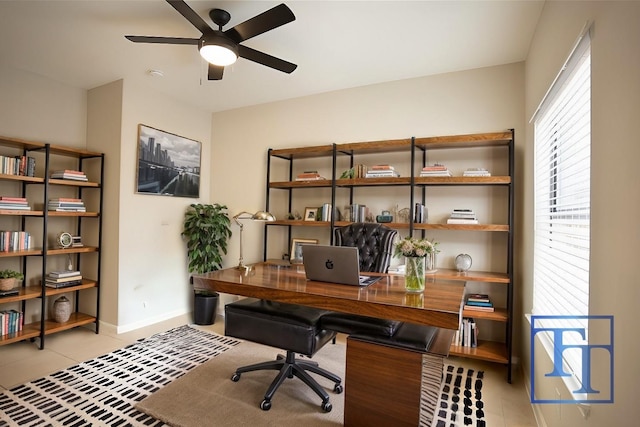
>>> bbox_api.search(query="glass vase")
[426,252,437,273]
[404,256,426,292]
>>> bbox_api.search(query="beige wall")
[87,79,213,333]
[523,2,640,425]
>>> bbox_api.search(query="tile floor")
[0,316,538,426]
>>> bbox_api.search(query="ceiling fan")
[125,0,297,80]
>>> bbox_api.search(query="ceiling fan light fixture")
[199,34,238,66]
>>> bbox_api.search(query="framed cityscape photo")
[136,124,201,197]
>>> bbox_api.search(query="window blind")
[533,29,591,387]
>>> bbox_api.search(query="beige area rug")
[136,340,346,427]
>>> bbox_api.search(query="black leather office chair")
[333,222,397,273]
[225,298,343,412]
[322,223,402,337]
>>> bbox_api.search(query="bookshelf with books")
[0,135,103,350]
[263,130,514,381]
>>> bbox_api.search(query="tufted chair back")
[334,223,397,273]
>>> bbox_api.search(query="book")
[48,270,81,278]
[447,218,479,224]
[465,300,493,307]
[49,197,82,203]
[46,275,82,283]
[370,165,395,170]
[365,170,400,178]
[45,280,82,289]
[466,293,490,302]
[464,304,495,312]
[0,289,19,298]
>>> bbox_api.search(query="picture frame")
[290,238,318,264]
[304,207,318,221]
[136,124,201,198]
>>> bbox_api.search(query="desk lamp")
[233,210,276,270]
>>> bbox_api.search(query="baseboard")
[521,363,546,427]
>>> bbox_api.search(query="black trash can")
[194,291,219,325]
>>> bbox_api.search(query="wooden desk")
[193,264,465,426]
[193,263,464,330]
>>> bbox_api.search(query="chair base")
[231,350,343,412]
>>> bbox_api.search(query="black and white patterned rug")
[0,325,484,427]
[430,364,486,427]
[0,325,239,426]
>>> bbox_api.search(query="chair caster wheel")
[231,373,241,382]
[334,384,343,394]
[260,399,272,411]
[321,401,332,412]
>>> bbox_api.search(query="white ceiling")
[0,1,544,113]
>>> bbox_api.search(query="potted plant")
[182,203,232,324]
[0,269,24,291]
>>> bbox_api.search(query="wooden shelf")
[0,285,42,302]
[0,209,44,216]
[449,340,508,363]
[269,145,334,159]
[0,323,41,346]
[0,173,44,184]
[48,178,100,188]
[434,268,509,284]
[462,307,508,322]
[0,248,43,257]
[47,211,99,217]
[414,131,513,149]
[45,279,97,297]
[43,312,96,335]
[45,246,98,255]
[270,176,511,189]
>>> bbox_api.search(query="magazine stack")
[447,209,478,224]
[48,198,86,212]
[45,270,83,289]
[50,169,88,181]
[365,165,400,178]
[464,293,495,312]
[420,164,452,177]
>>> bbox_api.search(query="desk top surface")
[193,263,464,330]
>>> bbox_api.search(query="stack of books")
[0,155,36,177]
[294,171,325,181]
[464,293,495,312]
[45,270,83,289]
[447,209,478,224]
[463,167,491,177]
[0,309,23,336]
[48,198,86,212]
[420,164,452,177]
[453,317,478,347]
[0,196,31,211]
[365,165,400,178]
[0,231,31,252]
[51,169,88,181]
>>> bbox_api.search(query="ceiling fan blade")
[125,35,199,45]
[166,0,212,34]
[224,3,295,43]
[238,45,297,74]
[208,64,224,80]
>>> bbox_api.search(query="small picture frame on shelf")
[290,238,318,264]
[304,207,318,221]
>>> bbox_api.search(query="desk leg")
[345,337,437,427]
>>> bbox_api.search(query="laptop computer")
[302,245,382,286]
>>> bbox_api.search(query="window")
[532,29,591,388]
